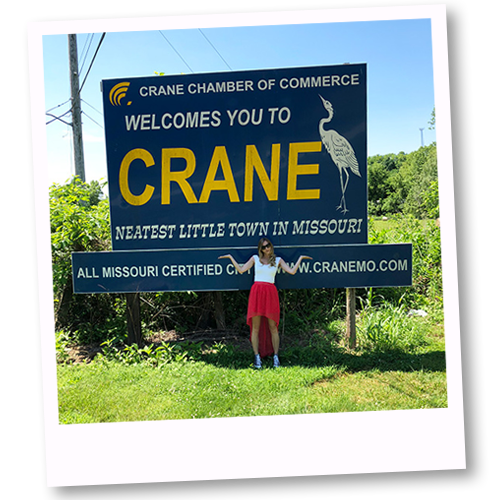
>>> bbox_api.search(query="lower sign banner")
[72,244,412,294]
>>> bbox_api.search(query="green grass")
[57,363,447,423]
[57,336,447,424]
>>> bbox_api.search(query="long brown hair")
[258,237,276,266]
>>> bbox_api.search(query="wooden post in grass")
[125,293,142,346]
[346,288,356,348]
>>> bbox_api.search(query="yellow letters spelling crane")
[118,141,323,206]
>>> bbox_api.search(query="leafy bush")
[50,177,110,289]
[50,177,115,338]
[94,339,205,367]
[358,302,429,352]
[368,214,442,301]
[55,330,72,363]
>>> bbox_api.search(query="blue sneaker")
[273,354,280,368]
[254,354,262,369]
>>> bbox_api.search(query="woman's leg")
[268,318,279,354]
[251,316,261,354]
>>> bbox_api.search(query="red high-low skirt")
[247,281,280,357]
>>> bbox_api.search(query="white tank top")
[253,255,281,284]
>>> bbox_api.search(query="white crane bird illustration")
[318,94,361,213]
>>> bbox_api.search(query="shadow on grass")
[199,345,446,373]
[80,329,445,374]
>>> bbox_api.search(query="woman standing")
[219,238,312,369]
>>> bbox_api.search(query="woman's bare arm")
[278,255,313,275]
[218,254,255,274]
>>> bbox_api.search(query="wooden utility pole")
[68,34,86,182]
[346,288,356,348]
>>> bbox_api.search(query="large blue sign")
[102,64,367,251]
[72,243,412,294]
[72,64,412,294]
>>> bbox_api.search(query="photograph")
[21,1,470,491]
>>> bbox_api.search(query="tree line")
[368,142,438,219]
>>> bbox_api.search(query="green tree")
[367,159,389,215]
[367,152,406,215]
[400,144,438,218]
[367,144,438,219]
[50,177,111,330]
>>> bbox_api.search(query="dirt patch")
[65,344,103,364]
[61,327,333,364]
[148,329,254,354]
[63,329,249,364]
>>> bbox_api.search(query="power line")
[46,112,72,127]
[46,105,72,125]
[79,33,95,76]
[157,29,232,73]
[46,34,105,127]
[79,33,106,94]
[81,98,103,116]
[82,110,103,128]
[198,29,232,70]
[46,97,103,127]
[157,30,194,73]
[46,98,71,115]
[48,104,103,128]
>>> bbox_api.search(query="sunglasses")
[261,243,270,249]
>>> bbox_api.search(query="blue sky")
[42,18,436,185]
